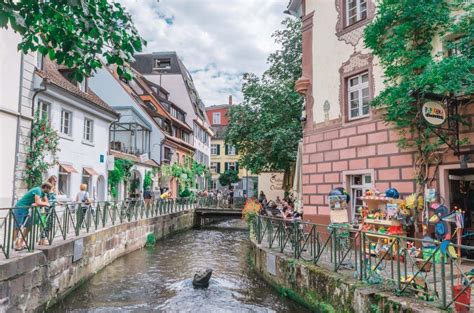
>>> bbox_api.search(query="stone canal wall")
[249,240,443,313]
[0,210,194,312]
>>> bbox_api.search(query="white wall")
[40,87,113,201]
[89,68,164,164]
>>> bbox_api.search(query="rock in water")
[192,269,213,288]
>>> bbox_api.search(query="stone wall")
[0,210,194,312]
[249,240,443,313]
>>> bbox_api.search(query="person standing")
[143,186,153,208]
[75,184,91,228]
[229,188,234,207]
[13,183,52,251]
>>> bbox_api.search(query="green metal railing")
[196,196,246,209]
[252,215,474,310]
[0,198,196,259]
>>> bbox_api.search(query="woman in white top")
[76,184,91,227]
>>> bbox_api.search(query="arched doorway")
[97,175,106,201]
[128,170,142,199]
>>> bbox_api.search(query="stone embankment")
[0,210,194,312]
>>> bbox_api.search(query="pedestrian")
[229,188,234,207]
[13,182,52,251]
[258,191,266,204]
[75,184,91,228]
[143,186,153,207]
[39,175,58,245]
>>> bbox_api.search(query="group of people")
[12,176,92,251]
[258,191,302,222]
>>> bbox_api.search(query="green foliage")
[143,170,153,192]
[145,233,156,247]
[0,0,145,81]
[169,158,210,192]
[25,113,60,188]
[218,170,239,187]
[226,18,303,174]
[364,0,473,187]
[108,159,133,199]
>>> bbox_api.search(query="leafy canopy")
[226,18,303,174]
[364,0,473,186]
[0,0,145,81]
[218,170,240,188]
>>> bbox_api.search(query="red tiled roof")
[35,59,118,117]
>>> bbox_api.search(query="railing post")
[332,228,337,272]
[440,253,446,308]
[396,237,401,291]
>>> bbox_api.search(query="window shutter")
[236,162,239,172]
[216,163,221,173]
[235,147,238,155]
[225,144,228,155]
[225,162,229,171]
[216,144,220,155]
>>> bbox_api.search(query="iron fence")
[196,196,246,209]
[0,198,196,259]
[252,215,474,311]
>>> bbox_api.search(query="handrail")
[251,214,474,311]
[0,198,198,259]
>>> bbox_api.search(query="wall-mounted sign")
[422,101,446,126]
[266,253,276,276]
[73,238,84,263]
[99,154,105,163]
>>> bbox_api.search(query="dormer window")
[153,58,171,71]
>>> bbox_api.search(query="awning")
[83,167,99,176]
[60,164,78,173]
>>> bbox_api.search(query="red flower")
[45,138,49,144]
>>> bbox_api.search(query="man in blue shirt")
[13,182,52,251]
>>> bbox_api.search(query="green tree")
[364,0,473,190]
[143,170,153,192]
[225,18,303,174]
[218,170,240,188]
[108,159,134,199]
[0,0,145,81]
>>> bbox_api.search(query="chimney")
[228,95,233,105]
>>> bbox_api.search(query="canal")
[49,221,310,312]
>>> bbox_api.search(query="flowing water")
[50,220,310,312]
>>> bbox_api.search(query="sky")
[119,0,287,106]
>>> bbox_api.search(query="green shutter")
[236,162,239,172]
[217,162,221,173]
[216,144,220,155]
[225,144,228,155]
[225,162,229,171]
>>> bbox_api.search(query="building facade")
[288,0,474,226]
[36,58,119,202]
[132,52,213,189]
[206,100,258,197]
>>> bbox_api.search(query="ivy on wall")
[108,159,134,199]
[25,113,60,189]
[364,0,473,189]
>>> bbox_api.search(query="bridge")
[194,197,245,226]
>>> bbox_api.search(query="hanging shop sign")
[422,101,446,126]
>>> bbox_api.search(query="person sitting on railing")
[13,182,52,251]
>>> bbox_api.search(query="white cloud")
[119,0,287,106]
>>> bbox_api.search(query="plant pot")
[452,285,470,312]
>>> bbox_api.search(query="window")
[226,162,238,171]
[347,72,370,120]
[346,0,367,26]
[61,110,72,135]
[349,174,372,221]
[183,132,190,143]
[153,58,171,71]
[176,153,180,164]
[212,112,221,125]
[164,147,172,161]
[226,145,236,156]
[211,162,220,174]
[83,118,93,142]
[211,144,220,155]
[58,166,70,196]
[210,180,217,190]
[82,170,91,193]
[37,100,50,120]
[447,37,467,57]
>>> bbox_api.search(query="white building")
[36,58,119,202]
[89,66,164,200]
[0,29,37,207]
[132,52,213,189]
